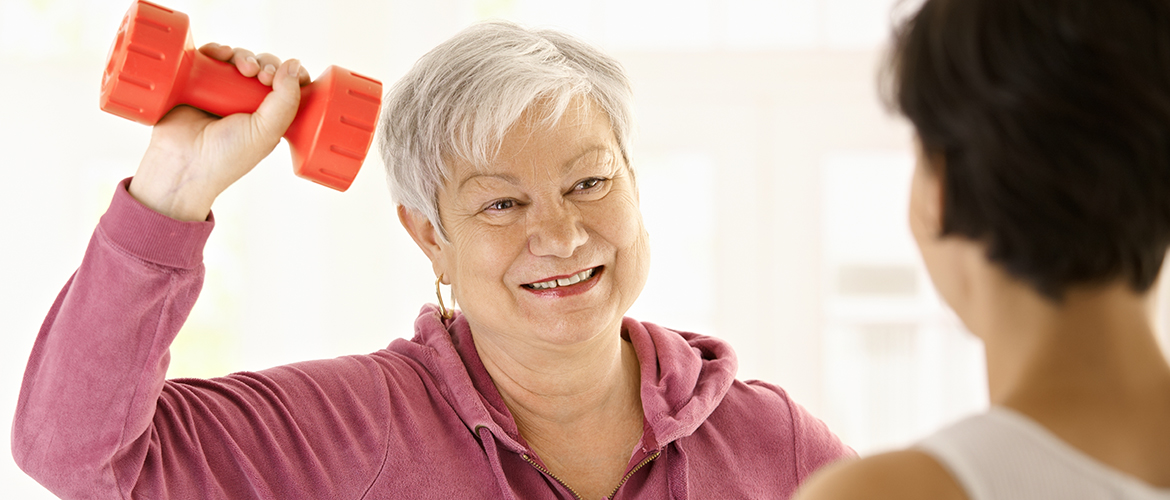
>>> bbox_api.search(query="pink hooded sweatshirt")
[13,180,853,499]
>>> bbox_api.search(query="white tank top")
[917,407,1170,500]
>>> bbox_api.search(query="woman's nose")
[527,201,588,258]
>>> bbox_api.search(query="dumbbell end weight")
[99,0,190,125]
[285,66,383,192]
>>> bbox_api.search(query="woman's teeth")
[527,268,595,290]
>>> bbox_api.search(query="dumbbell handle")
[179,51,273,119]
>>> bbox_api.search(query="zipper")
[522,452,584,500]
[606,450,661,499]
[521,448,662,500]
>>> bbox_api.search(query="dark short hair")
[887,0,1170,299]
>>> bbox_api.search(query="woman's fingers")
[197,43,261,77]
[195,43,308,86]
[197,42,234,62]
[257,52,310,86]
[297,63,311,86]
[254,52,282,86]
[225,47,260,78]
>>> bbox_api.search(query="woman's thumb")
[250,59,302,145]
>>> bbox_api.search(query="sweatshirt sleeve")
[11,179,389,500]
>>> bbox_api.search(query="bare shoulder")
[793,449,968,500]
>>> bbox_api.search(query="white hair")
[378,21,635,239]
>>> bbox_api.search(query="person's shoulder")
[794,449,968,500]
[708,379,792,422]
[713,380,857,469]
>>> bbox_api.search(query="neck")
[469,319,646,498]
[469,319,643,439]
[962,270,1170,412]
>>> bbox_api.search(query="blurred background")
[3,0,1168,497]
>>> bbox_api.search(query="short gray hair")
[378,21,635,238]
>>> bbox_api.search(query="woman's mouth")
[523,266,601,290]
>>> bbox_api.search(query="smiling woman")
[12,20,852,500]
[397,96,655,497]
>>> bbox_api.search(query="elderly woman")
[796,0,1170,499]
[13,22,851,499]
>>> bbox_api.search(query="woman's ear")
[910,139,946,238]
[398,205,449,278]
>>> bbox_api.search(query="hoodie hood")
[624,318,738,448]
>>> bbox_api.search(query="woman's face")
[429,97,650,347]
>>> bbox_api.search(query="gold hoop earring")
[436,274,453,320]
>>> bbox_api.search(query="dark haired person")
[796,0,1170,499]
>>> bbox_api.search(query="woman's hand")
[128,44,312,221]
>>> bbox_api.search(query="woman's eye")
[485,199,514,211]
[574,178,606,191]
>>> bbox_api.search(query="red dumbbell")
[100,0,382,192]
